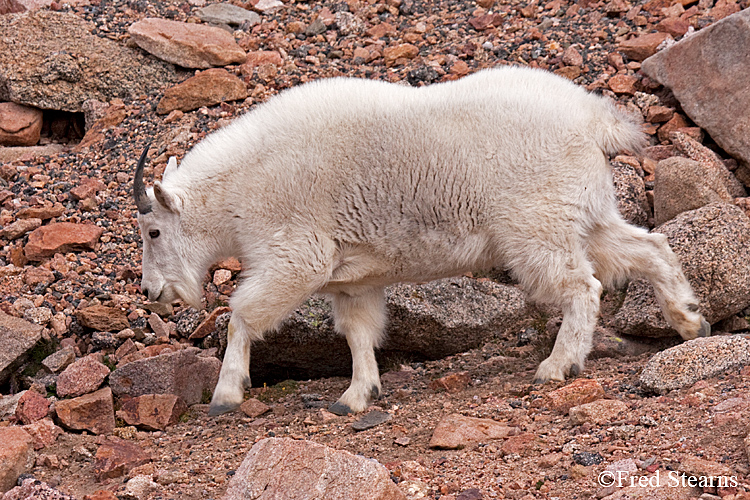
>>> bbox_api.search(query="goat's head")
[134,145,203,309]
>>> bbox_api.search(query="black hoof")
[328,402,353,416]
[699,318,711,338]
[569,364,580,377]
[208,402,240,416]
[370,385,381,399]
[532,377,547,385]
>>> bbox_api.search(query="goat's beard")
[174,280,203,310]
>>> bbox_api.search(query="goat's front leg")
[328,287,387,415]
[209,316,254,416]
[209,265,329,416]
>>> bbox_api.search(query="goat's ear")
[153,181,182,214]
[164,156,178,179]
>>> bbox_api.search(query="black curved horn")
[134,143,152,214]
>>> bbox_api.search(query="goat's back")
[170,66,644,282]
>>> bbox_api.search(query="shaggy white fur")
[135,66,709,416]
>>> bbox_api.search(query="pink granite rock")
[76,305,130,332]
[116,394,187,431]
[93,436,152,480]
[24,223,104,261]
[0,103,42,147]
[128,18,246,69]
[156,68,247,114]
[539,379,605,414]
[223,438,406,500]
[619,32,671,61]
[21,418,63,450]
[0,426,34,493]
[429,413,519,449]
[56,355,110,398]
[109,347,220,405]
[14,389,49,424]
[55,387,115,435]
[642,9,750,168]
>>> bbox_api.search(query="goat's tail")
[593,100,648,156]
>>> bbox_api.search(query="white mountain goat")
[134,66,710,416]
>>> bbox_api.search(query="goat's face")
[134,147,203,309]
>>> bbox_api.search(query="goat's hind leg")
[328,287,387,415]
[587,220,709,340]
[508,236,603,383]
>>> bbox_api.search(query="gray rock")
[41,347,76,374]
[613,203,750,336]
[304,18,327,36]
[0,311,43,386]
[385,277,528,358]
[612,160,650,227]
[121,475,161,500]
[223,438,406,500]
[246,277,527,381]
[109,347,220,405]
[0,10,184,112]
[352,410,393,431]
[0,392,25,420]
[22,306,52,326]
[175,308,205,338]
[640,335,750,394]
[196,3,260,26]
[642,9,750,168]
[653,157,733,226]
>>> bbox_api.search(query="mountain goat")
[134,66,710,416]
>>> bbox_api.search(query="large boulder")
[613,203,750,336]
[640,335,750,394]
[0,10,183,112]
[642,9,750,168]
[246,277,528,381]
[223,438,406,500]
[384,277,528,358]
[653,157,733,226]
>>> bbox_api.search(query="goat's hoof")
[532,377,548,385]
[328,402,354,416]
[208,402,240,416]
[699,318,711,338]
[568,364,581,377]
[370,384,381,399]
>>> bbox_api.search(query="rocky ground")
[1,0,750,498]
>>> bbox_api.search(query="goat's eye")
[149,229,160,239]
